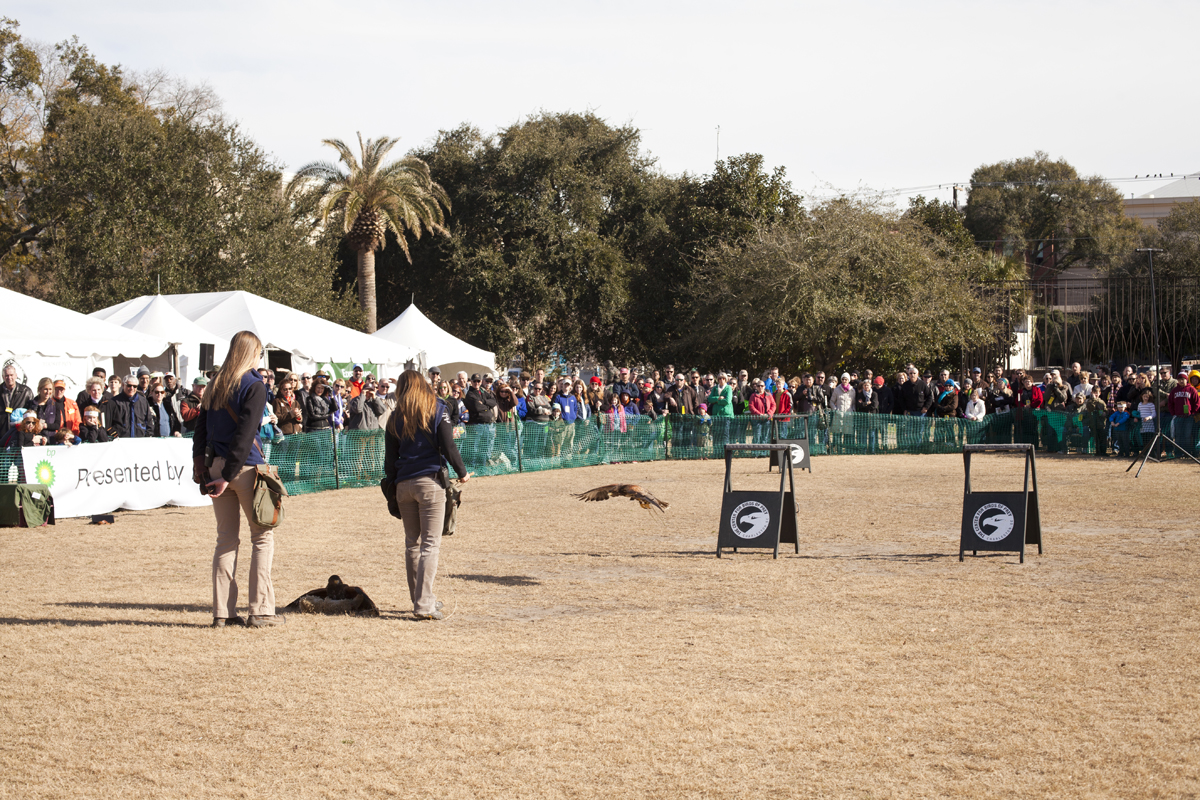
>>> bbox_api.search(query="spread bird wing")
[574,484,670,512]
[573,484,623,502]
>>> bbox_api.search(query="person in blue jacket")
[383,370,470,621]
[193,330,282,629]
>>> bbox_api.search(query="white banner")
[22,438,211,518]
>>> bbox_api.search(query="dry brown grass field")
[1,453,1198,799]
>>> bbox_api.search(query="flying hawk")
[573,484,670,513]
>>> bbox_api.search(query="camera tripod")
[1127,424,1200,477]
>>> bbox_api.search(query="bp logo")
[33,459,55,488]
[973,502,1015,542]
[730,500,771,539]
[788,444,805,465]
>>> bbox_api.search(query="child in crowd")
[78,408,110,443]
[260,404,283,443]
[696,403,713,449]
[1136,388,1156,456]
[19,410,46,448]
[1084,385,1108,456]
[1062,392,1087,453]
[1109,401,1132,457]
[548,402,566,457]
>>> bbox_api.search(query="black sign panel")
[718,491,798,554]
[772,438,812,473]
[960,491,1028,553]
[959,444,1044,563]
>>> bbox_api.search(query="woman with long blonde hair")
[383,370,469,620]
[193,330,284,628]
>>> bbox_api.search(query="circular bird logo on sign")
[731,500,771,539]
[788,444,805,465]
[973,503,1015,542]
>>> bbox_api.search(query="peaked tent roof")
[90,294,226,347]
[0,287,169,359]
[374,304,495,372]
[97,291,419,366]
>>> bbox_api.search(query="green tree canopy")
[33,88,358,323]
[375,112,664,365]
[1143,200,1200,278]
[964,151,1140,273]
[681,198,999,374]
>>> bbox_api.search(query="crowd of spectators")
[0,361,397,451]
[4,357,1199,460]
[416,360,1200,460]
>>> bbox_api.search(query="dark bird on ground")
[573,484,670,513]
[284,575,380,616]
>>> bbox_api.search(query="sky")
[12,0,1199,209]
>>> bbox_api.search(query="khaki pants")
[210,457,276,618]
[395,475,445,615]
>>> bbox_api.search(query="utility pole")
[715,126,720,162]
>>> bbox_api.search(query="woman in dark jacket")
[383,370,470,621]
[855,379,880,453]
[192,330,282,629]
[304,382,332,431]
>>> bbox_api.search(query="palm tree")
[287,134,450,332]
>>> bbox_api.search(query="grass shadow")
[790,552,956,562]
[50,601,210,612]
[447,573,540,587]
[1,616,210,629]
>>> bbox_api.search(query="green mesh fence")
[3,411,1194,496]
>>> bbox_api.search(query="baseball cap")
[353,364,363,371]
[972,367,982,373]
[470,373,482,381]
[873,376,884,386]
[552,402,562,411]
[83,408,99,417]
[619,367,629,373]
[150,371,164,379]
[164,371,174,377]
[193,376,209,386]
[52,380,66,388]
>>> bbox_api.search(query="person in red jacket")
[1014,375,1044,448]
[1166,370,1199,457]
[748,379,776,444]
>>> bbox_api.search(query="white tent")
[0,287,169,393]
[89,294,229,387]
[374,304,496,378]
[95,291,422,379]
